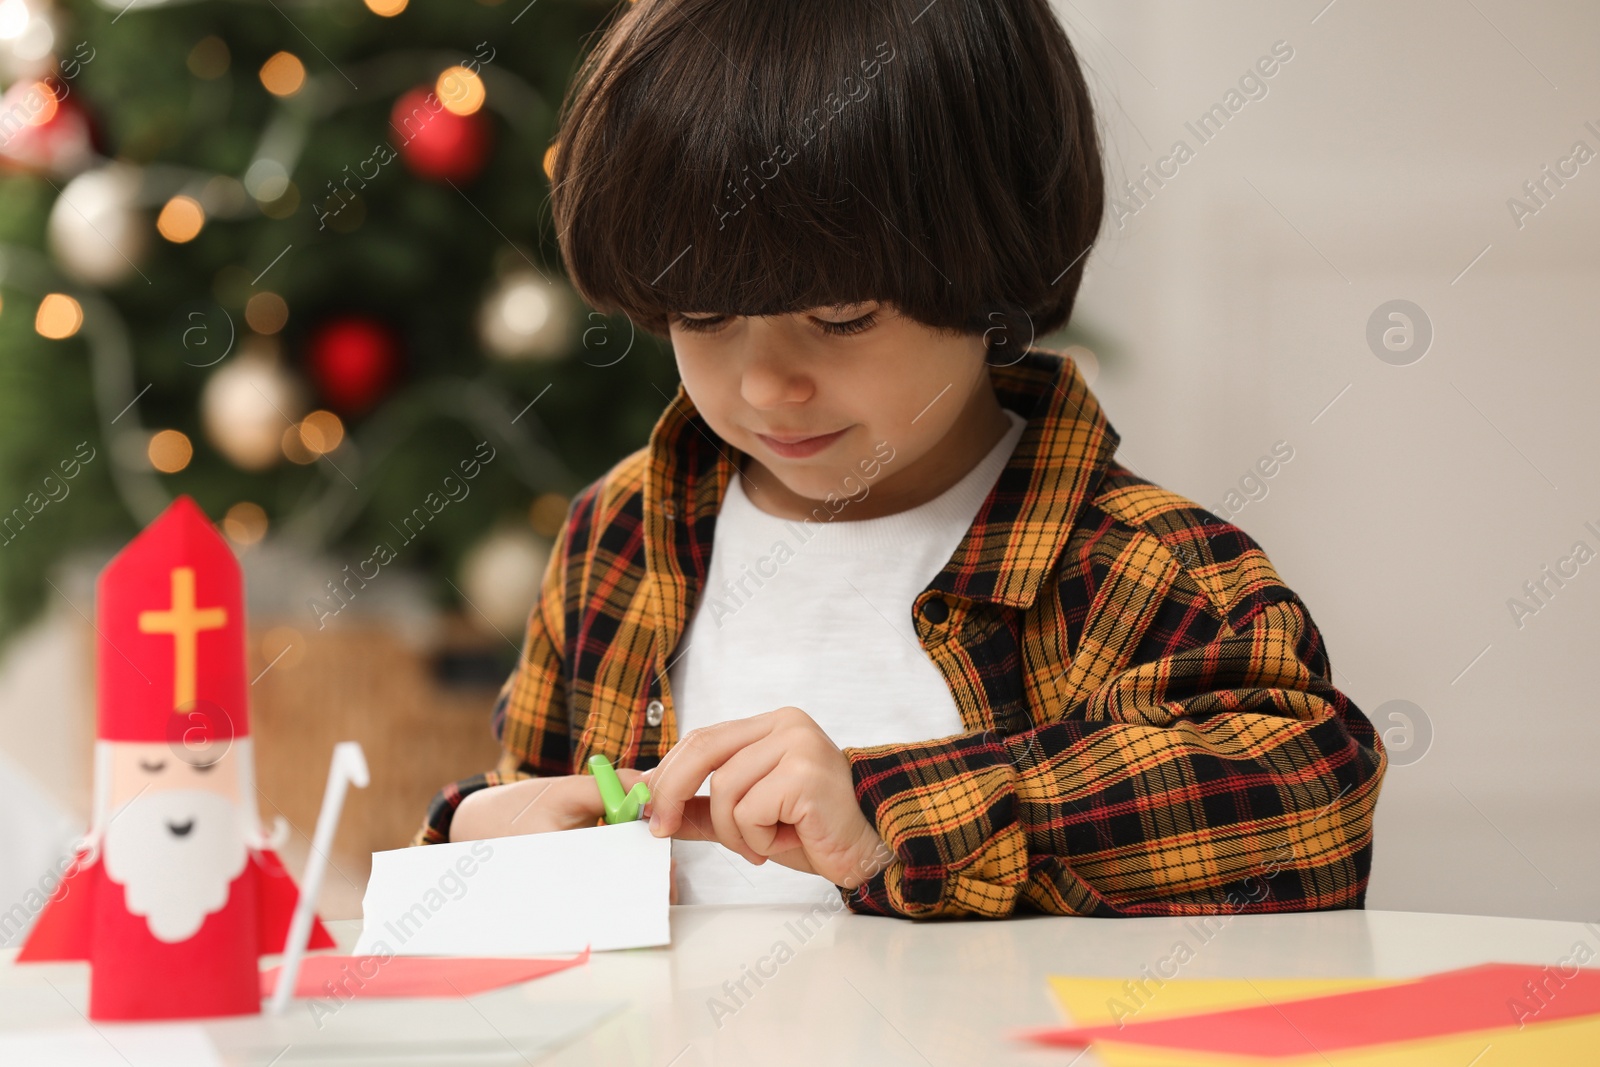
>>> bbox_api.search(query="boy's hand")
[449,769,649,842]
[642,707,894,890]
[453,771,682,903]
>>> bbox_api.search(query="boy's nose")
[739,358,814,410]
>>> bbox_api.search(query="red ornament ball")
[306,316,401,415]
[390,87,492,183]
[0,88,102,175]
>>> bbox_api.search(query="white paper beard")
[102,789,249,943]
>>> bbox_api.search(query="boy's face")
[668,302,992,507]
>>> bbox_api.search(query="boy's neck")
[739,376,1013,522]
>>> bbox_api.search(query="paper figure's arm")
[14,853,95,961]
[254,849,335,954]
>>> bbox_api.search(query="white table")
[5,906,1598,1065]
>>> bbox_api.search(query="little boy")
[417,0,1385,919]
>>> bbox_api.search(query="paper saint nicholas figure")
[18,496,333,1020]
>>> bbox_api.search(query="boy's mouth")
[755,428,849,459]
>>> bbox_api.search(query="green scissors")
[587,753,652,824]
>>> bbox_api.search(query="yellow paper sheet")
[1048,975,1397,1026]
[1090,1015,1600,1067]
[1044,975,1600,1067]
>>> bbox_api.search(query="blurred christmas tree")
[0,0,679,651]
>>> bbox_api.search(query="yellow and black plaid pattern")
[417,349,1385,920]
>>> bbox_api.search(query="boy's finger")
[730,772,801,859]
[706,739,785,864]
[648,717,774,835]
[733,776,838,881]
[671,796,715,841]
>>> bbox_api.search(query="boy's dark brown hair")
[548,0,1104,345]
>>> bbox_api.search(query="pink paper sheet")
[260,947,590,999]
[1019,962,1600,1055]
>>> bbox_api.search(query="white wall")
[1061,0,1599,920]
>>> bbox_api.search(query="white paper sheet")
[353,821,671,956]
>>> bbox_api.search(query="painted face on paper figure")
[668,301,1014,521]
[103,740,248,942]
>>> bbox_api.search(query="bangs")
[549,0,1104,342]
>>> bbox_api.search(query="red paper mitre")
[95,496,249,744]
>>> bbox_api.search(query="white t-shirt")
[666,409,1028,904]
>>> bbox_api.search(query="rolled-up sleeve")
[839,582,1386,919]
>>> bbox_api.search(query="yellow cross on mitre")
[138,566,228,711]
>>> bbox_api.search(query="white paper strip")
[353,822,671,957]
[270,741,368,1014]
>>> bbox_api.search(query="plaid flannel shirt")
[416,348,1386,919]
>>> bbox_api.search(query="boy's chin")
[744,451,887,510]
[766,470,857,504]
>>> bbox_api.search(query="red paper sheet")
[1020,962,1600,1056]
[260,948,589,999]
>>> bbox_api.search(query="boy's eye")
[812,310,878,337]
[672,313,731,334]
[671,308,879,337]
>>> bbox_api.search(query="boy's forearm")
[413,769,513,846]
[414,740,549,846]
[447,778,530,843]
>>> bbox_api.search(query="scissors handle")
[588,752,651,823]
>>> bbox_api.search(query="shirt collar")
[642,349,1121,657]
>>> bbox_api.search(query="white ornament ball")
[201,343,306,470]
[47,163,149,286]
[478,272,576,361]
[459,526,550,636]
[1062,344,1100,387]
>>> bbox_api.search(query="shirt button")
[920,597,950,624]
[645,699,665,727]
[662,499,677,520]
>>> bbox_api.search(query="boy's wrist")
[847,824,897,888]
